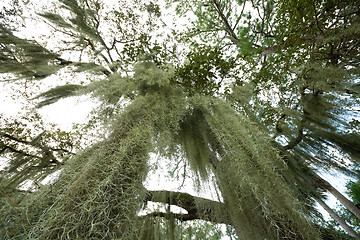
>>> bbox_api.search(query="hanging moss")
[27,90,188,239]
[189,95,320,239]
[175,108,215,179]
[1,63,322,239]
[0,63,189,239]
[16,124,152,239]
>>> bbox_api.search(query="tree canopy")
[1,0,360,239]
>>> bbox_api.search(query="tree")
[324,180,360,237]
[1,0,360,239]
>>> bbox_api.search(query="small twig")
[178,161,187,189]
[312,1,325,36]
[232,2,246,31]
[0,186,21,213]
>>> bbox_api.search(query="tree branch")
[211,0,239,45]
[0,131,73,164]
[144,190,356,239]
[283,86,309,150]
[142,211,201,222]
[0,145,41,159]
[0,186,21,213]
[316,197,360,239]
[144,190,231,225]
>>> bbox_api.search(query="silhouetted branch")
[144,190,231,225]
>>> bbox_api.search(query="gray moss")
[1,63,320,239]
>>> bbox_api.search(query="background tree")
[324,180,360,236]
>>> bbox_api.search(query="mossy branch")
[144,190,231,225]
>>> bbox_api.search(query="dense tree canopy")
[1,0,360,239]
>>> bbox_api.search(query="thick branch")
[283,86,309,150]
[0,145,41,159]
[144,190,231,225]
[143,211,201,222]
[0,132,73,165]
[144,190,357,239]
[1,131,72,155]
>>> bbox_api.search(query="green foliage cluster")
[174,45,237,96]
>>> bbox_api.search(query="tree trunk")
[316,174,360,219]
[316,198,360,239]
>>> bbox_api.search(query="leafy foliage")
[174,45,237,96]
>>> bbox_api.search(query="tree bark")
[145,190,231,225]
[316,198,360,239]
[144,189,244,238]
